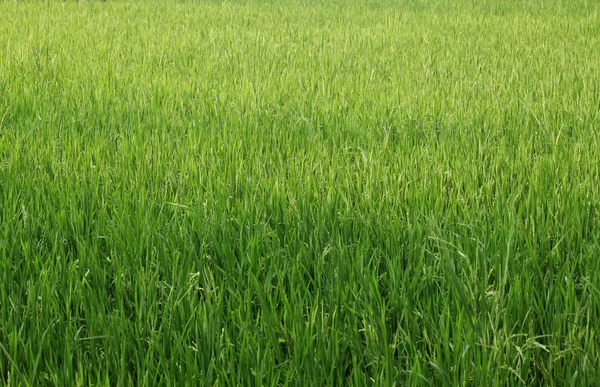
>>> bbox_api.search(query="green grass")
[1,0,600,385]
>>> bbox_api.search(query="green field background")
[1,0,600,385]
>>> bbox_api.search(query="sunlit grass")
[1,0,600,384]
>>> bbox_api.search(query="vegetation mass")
[1,0,600,385]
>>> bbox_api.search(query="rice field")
[1,0,600,385]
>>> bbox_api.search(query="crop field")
[1,0,600,385]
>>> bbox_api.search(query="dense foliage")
[1,0,599,384]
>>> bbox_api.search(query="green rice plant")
[1,0,599,385]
